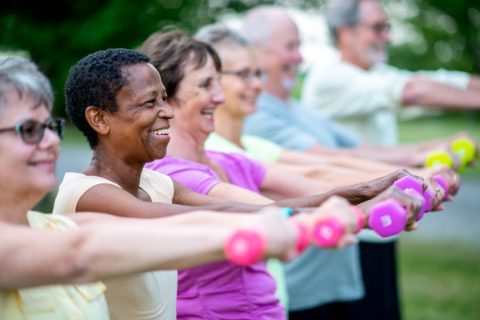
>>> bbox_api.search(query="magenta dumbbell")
[433,174,449,200]
[393,176,429,220]
[368,199,407,237]
[311,206,366,248]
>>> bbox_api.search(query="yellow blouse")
[0,211,110,320]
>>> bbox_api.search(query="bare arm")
[0,209,298,289]
[274,169,412,207]
[0,216,228,288]
[75,182,263,218]
[402,77,480,110]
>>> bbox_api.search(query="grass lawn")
[399,240,480,320]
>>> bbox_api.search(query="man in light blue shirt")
[243,5,401,320]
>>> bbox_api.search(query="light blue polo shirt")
[244,92,364,310]
[244,93,359,151]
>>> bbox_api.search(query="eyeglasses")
[361,22,391,34]
[0,117,65,144]
[222,69,266,82]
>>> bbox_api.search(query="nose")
[39,126,61,150]
[292,48,303,64]
[250,74,264,91]
[212,83,226,105]
[160,102,175,120]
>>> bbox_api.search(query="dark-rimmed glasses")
[222,69,266,82]
[0,118,65,144]
[361,22,391,34]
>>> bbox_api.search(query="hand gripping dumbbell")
[311,195,412,243]
[393,175,430,220]
[425,138,476,171]
[369,176,434,238]
[224,219,310,266]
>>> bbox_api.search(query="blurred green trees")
[1,0,478,116]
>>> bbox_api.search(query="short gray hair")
[195,23,250,50]
[326,0,362,45]
[242,5,290,47]
[0,55,53,112]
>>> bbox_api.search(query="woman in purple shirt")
[140,29,425,319]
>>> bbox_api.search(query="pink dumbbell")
[310,206,366,248]
[224,220,311,265]
[224,230,265,266]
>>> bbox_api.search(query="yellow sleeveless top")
[0,211,110,320]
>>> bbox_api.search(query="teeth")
[151,128,170,135]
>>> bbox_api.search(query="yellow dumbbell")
[451,138,476,167]
[424,150,454,169]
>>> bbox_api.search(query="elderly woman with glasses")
[0,55,310,319]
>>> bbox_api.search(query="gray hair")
[195,23,250,50]
[242,5,291,47]
[0,55,53,112]
[326,0,363,45]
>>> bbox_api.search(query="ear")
[337,26,353,46]
[85,106,110,136]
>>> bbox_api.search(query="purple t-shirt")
[146,151,285,320]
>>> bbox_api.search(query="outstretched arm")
[0,209,298,289]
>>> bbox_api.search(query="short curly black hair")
[64,48,150,148]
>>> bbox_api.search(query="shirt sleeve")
[146,160,220,196]
[243,135,283,163]
[301,62,409,119]
[244,111,319,151]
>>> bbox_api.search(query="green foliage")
[1,0,478,118]
[0,0,276,117]
[387,0,480,74]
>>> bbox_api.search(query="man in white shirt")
[302,0,480,146]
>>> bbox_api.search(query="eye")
[144,99,156,108]
[162,95,168,103]
[199,79,211,89]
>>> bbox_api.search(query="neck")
[167,125,210,164]
[264,81,290,101]
[86,146,144,197]
[215,109,244,149]
[340,48,372,70]
[0,192,39,225]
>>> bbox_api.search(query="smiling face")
[256,15,303,99]
[217,45,263,118]
[344,0,391,69]
[168,55,225,141]
[0,85,60,200]
[101,62,174,164]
